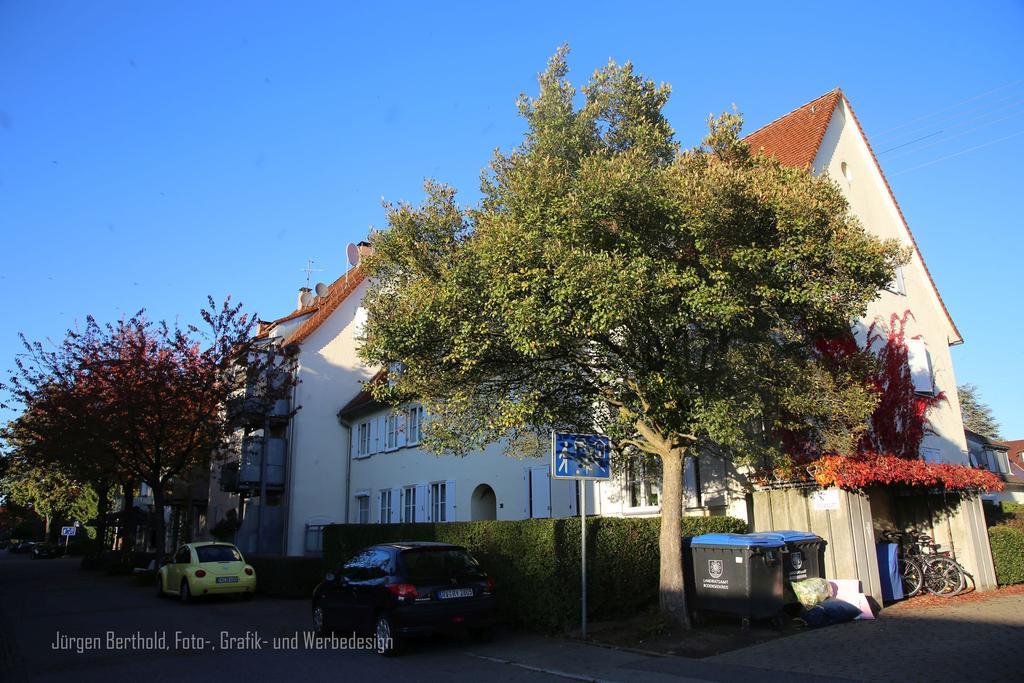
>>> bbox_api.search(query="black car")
[312,542,497,656]
[9,541,36,554]
[31,542,64,559]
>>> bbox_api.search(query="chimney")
[357,240,373,260]
[297,287,312,309]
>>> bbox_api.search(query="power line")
[875,91,1024,146]
[871,79,1024,138]
[889,129,1024,176]
[882,106,1024,162]
[877,131,945,155]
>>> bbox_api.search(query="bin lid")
[690,533,786,549]
[749,530,822,543]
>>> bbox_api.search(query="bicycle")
[881,530,966,598]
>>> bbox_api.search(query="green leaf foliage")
[323,515,746,632]
[989,525,1024,585]
[359,46,904,466]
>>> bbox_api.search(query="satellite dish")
[346,243,361,268]
[299,290,314,307]
[315,282,329,298]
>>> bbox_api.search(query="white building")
[205,89,975,556]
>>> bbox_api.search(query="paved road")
[0,552,559,683]
[4,551,1021,682]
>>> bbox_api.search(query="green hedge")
[247,555,327,598]
[323,515,746,632]
[989,526,1024,585]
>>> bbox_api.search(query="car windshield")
[196,545,242,563]
[400,548,481,579]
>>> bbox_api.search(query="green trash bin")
[688,533,787,628]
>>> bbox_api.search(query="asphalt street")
[0,551,564,683]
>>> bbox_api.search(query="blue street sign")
[60,526,76,537]
[551,432,612,480]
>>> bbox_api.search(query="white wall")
[347,407,579,524]
[282,279,377,555]
[814,100,969,465]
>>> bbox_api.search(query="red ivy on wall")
[776,310,1003,494]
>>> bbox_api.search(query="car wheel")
[374,614,402,657]
[180,579,192,604]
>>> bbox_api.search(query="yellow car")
[157,542,256,602]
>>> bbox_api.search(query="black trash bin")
[750,530,827,604]
[688,533,787,628]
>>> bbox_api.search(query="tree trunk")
[95,482,111,553]
[44,514,52,540]
[152,483,167,559]
[659,448,691,628]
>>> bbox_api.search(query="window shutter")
[530,467,551,518]
[445,480,456,522]
[906,339,934,394]
[701,456,728,507]
[895,266,906,295]
[416,484,428,522]
[391,487,401,524]
[397,411,407,448]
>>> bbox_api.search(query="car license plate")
[216,576,239,583]
[437,588,473,599]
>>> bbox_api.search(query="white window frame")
[356,421,371,457]
[624,460,660,510]
[384,413,400,451]
[355,494,370,524]
[406,405,424,445]
[430,482,447,523]
[402,486,417,523]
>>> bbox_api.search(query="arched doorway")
[471,484,497,521]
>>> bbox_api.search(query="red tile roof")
[288,266,367,345]
[743,89,963,345]
[745,89,842,168]
[998,439,1024,465]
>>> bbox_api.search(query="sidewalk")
[469,589,1024,683]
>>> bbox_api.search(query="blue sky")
[1,2,1022,436]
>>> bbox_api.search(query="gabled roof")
[743,89,963,345]
[288,266,367,344]
[745,89,843,168]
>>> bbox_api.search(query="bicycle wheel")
[923,557,966,596]
[899,558,923,597]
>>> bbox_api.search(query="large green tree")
[358,48,903,624]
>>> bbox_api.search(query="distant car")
[312,542,497,656]
[156,542,256,602]
[31,542,64,559]
[9,541,36,554]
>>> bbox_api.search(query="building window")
[355,495,370,524]
[402,486,417,523]
[305,524,325,554]
[407,405,423,445]
[625,459,660,508]
[385,413,400,450]
[357,421,371,456]
[431,482,447,522]
[886,266,906,295]
[379,489,392,524]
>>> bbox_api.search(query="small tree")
[358,48,903,625]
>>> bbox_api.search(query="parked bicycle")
[881,530,967,598]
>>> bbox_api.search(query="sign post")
[551,432,611,639]
[61,525,76,551]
